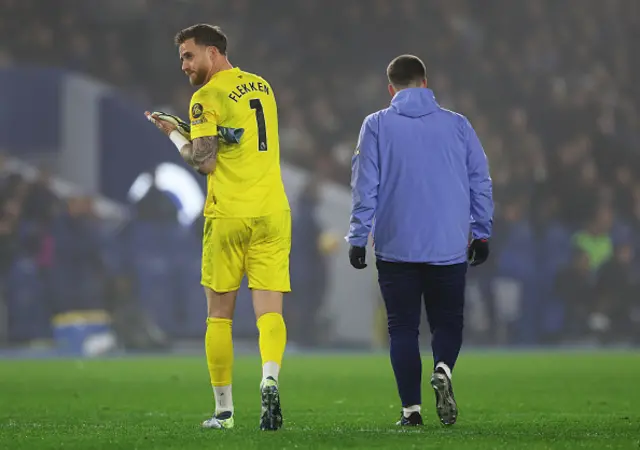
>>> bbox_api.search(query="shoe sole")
[260,384,283,431]
[431,372,458,426]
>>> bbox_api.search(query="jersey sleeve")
[189,88,222,139]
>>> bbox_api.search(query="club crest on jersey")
[191,103,203,119]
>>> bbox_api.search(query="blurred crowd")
[0,159,109,343]
[0,159,335,349]
[1,0,639,346]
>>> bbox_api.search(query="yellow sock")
[205,317,233,387]
[257,312,287,380]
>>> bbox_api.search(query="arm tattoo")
[180,136,218,170]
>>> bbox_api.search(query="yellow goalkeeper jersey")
[189,67,290,218]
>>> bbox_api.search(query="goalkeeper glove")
[150,111,191,140]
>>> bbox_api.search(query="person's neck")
[393,84,427,95]
[204,58,233,84]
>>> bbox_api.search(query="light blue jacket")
[346,88,493,264]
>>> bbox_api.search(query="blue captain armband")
[217,126,245,144]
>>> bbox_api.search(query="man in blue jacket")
[346,55,493,427]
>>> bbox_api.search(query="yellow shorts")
[201,210,291,293]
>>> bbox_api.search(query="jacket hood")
[390,88,440,118]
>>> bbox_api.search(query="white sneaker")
[202,410,234,429]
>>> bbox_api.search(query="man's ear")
[388,83,396,97]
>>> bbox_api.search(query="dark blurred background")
[0,0,638,356]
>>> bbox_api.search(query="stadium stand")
[0,0,639,348]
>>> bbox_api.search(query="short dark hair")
[174,24,227,55]
[387,55,427,87]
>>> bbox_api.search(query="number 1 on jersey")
[250,99,268,151]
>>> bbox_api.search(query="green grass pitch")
[1,352,639,449]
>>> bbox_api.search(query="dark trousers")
[377,259,467,407]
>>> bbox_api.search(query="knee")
[207,302,234,319]
[253,290,283,319]
[443,311,464,327]
[208,311,233,320]
[432,312,464,332]
[205,288,236,319]
[387,317,420,336]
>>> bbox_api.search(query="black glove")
[467,238,489,266]
[349,245,367,269]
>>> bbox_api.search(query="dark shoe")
[430,368,458,426]
[396,411,423,426]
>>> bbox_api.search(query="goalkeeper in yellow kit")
[145,24,290,431]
